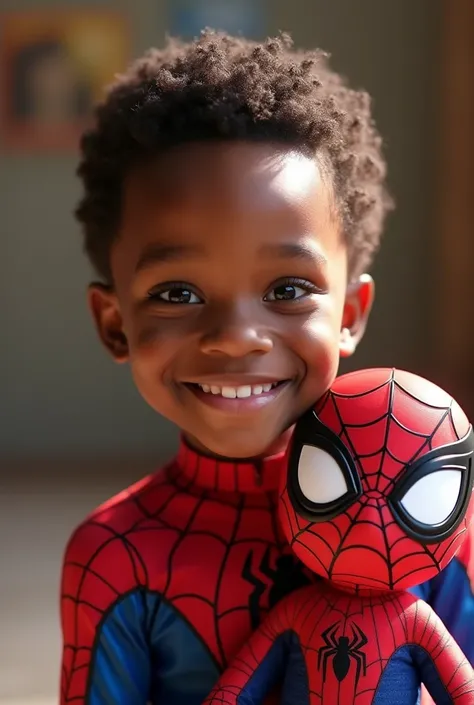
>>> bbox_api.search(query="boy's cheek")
[296,302,344,357]
[129,353,178,417]
[128,333,177,381]
[292,317,342,397]
[130,321,169,350]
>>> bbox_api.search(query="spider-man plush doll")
[203,368,474,705]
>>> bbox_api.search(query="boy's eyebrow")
[135,241,327,272]
[259,242,328,267]
[135,242,205,271]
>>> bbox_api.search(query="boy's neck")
[183,428,293,460]
[175,434,289,493]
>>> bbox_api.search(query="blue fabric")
[235,635,286,705]
[90,592,151,705]
[89,594,219,705]
[87,559,474,704]
[233,633,310,705]
[373,645,452,704]
[428,556,474,663]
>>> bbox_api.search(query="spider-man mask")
[279,368,474,592]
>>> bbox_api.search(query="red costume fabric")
[204,369,474,704]
[60,443,309,704]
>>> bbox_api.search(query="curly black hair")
[76,30,392,283]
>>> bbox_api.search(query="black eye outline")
[287,409,362,522]
[388,427,474,545]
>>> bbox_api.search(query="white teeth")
[237,386,252,398]
[197,382,282,398]
[222,386,237,398]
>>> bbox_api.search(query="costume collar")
[175,437,286,493]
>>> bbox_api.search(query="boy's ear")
[87,283,129,363]
[339,274,374,358]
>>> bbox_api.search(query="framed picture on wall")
[0,9,130,151]
[168,0,266,40]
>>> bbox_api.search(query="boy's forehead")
[123,142,330,217]
[115,142,344,275]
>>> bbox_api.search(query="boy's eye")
[149,285,203,304]
[264,279,317,302]
[268,284,304,301]
[148,278,319,305]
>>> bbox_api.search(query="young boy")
[60,31,474,705]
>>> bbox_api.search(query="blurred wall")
[1,0,441,463]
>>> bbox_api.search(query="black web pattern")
[280,372,467,591]
[61,462,286,702]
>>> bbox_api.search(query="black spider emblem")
[318,622,368,686]
[242,545,311,629]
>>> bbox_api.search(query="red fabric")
[205,369,474,704]
[60,442,302,703]
[204,582,474,704]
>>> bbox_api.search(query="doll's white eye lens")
[400,469,463,526]
[298,445,349,504]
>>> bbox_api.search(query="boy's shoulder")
[62,464,174,583]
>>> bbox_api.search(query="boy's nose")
[199,311,273,358]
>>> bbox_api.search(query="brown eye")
[165,288,194,304]
[273,284,298,300]
[148,285,202,304]
[264,278,317,302]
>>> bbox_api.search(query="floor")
[0,457,158,704]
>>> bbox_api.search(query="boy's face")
[90,142,373,458]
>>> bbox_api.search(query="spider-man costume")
[60,372,474,705]
[204,369,474,705]
[60,445,311,704]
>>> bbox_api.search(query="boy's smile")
[89,142,373,458]
[183,377,291,410]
